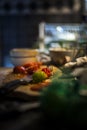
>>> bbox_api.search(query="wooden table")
[0,67,87,130]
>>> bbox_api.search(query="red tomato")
[26,65,38,75]
[41,67,52,77]
[13,66,26,74]
[23,63,34,68]
[23,62,42,69]
[23,62,42,75]
[27,67,34,75]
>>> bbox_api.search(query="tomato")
[23,62,42,75]
[13,66,26,74]
[23,62,42,69]
[13,62,43,75]
[23,63,34,68]
[26,66,35,75]
[41,67,52,77]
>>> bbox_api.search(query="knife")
[0,76,33,95]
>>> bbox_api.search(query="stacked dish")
[10,48,39,66]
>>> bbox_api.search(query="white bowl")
[10,48,39,66]
[10,48,39,57]
[10,56,38,66]
[49,48,78,65]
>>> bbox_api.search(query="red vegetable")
[13,66,26,74]
[23,62,42,75]
[23,63,34,68]
[23,62,42,68]
[41,67,52,77]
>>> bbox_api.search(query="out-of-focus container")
[49,47,78,65]
[10,48,39,66]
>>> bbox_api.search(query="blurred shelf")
[0,0,82,15]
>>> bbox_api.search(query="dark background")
[0,0,85,67]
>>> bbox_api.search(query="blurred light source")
[56,26,63,32]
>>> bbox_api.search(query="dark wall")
[0,0,83,67]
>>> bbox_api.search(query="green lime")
[32,70,47,83]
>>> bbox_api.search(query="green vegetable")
[40,78,87,125]
[32,70,47,83]
[41,78,76,114]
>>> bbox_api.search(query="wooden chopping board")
[0,66,62,100]
[0,67,60,100]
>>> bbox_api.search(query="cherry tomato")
[26,65,39,75]
[13,66,26,74]
[23,63,34,68]
[26,66,35,75]
[23,62,42,69]
[23,62,42,75]
[41,67,52,77]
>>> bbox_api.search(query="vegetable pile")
[13,62,52,83]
